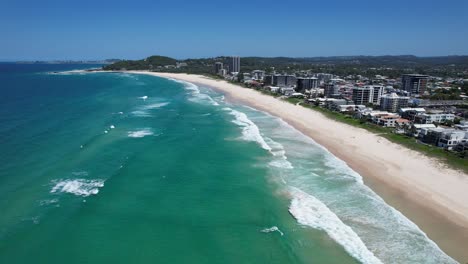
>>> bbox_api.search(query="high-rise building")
[401,74,429,96]
[214,62,223,75]
[352,86,383,105]
[273,75,296,87]
[371,85,384,105]
[324,83,340,98]
[264,75,273,85]
[228,56,241,73]
[251,70,265,80]
[380,93,410,112]
[296,77,318,92]
[315,73,334,83]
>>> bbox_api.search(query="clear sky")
[1,0,467,60]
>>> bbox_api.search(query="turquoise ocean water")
[0,64,457,263]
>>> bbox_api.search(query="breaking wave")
[289,187,383,264]
[226,108,271,150]
[168,78,219,106]
[225,107,293,169]
[50,179,105,197]
[131,101,169,117]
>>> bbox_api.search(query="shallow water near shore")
[0,65,457,263]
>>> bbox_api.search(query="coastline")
[129,71,468,262]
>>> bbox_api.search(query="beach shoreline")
[128,71,468,262]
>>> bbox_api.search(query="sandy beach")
[131,71,468,262]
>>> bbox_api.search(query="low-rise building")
[414,112,455,124]
[455,141,468,152]
[324,99,348,111]
[455,120,468,131]
[411,124,437,137]
[251,70,265,81]
[399,108,426,120]
[280,87,295,96]
[438,130,467,150]
[420,127,448,145]
[336,105,366,112]
[266,86,280,93]
[375,114,404,127]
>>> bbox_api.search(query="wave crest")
[289,187,383,264]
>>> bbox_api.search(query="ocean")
[0,64,456,263]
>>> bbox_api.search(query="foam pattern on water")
[169,78,220,106]
[289,187,383,264]
[128,128,154,138]
[164,78,457,264]
[245,108,457,264]
[50,179,104,197]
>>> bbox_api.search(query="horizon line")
[2,54,468,62]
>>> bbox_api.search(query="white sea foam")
[323,154,364,183]
[128,128,154,138]
[131,101,169,117]
[248,111,458,263]
[71,171,89,176]
[289,187,383,264]
[265,137,293,169]
[260,226,284,236]
[110,125,115,129]
[226,108,294,169]
[189,93,220,106]
[168,78,219,106]
[48,69,87,75]
[139,96,148,100]
[131,110,152,117]
[227,109,271,151]
[39,198,59,206]
[142,102,169,109]
[50,179,104,197]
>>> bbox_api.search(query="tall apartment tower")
[324,83,340,98]
[228,56,241,73]
[214,62,223,74]
[352,86,383,105]
[371,85,384,105]
[401,74,429,96]
[380,93,410,112]
[273,75,296,87]
[296,77,318,92]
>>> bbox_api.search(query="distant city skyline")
[1,0,468,60]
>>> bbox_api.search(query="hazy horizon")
[2,54,468,62]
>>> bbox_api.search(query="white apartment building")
[438,130,467,150]
[352,85,383,105]
[415,113,455,124]
[379,93,410,113]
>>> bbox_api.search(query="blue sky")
[1,0,467,60]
